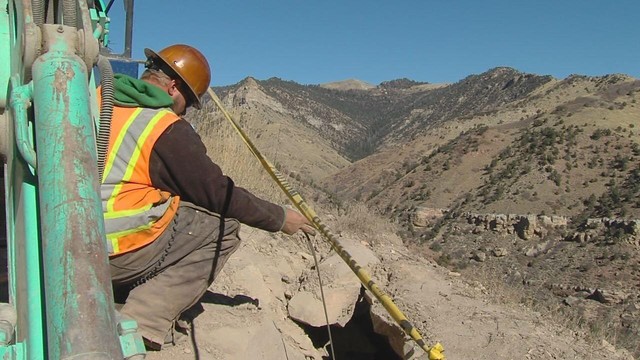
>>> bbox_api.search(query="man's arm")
[149,119,285,231]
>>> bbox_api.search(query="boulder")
[472,251,487,262]
[492,248,508,257]
[289,237,380,327]
[413,207,445,227]
[288,288,359,327]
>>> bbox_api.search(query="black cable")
[304,232,336,360]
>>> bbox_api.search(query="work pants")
[110,201,241,347]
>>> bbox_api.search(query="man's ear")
[167,79,179,96]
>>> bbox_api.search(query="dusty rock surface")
[144,226,634,360]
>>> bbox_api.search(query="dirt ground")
[142,226,634,360]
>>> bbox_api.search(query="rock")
[565,232,587,243]
[370,304,408,358]
[523,279,543,287]
[507,270,523,284]
[492,248,508,257]
[289,238,378,327]
[631,220,640,235]
[563,296,581,307]
[243,321,318,359]
[524,247,539,257]
[551,215,569,226]
[601,339,617,353]
[515,215,537,240]
[586,289,607,304]
[402,342,420,360]
[524,240,551,257]
[533,226,548,238]
[288,288,358,327]
[472,251,487,262]
[539,216,554,227]
[586,289,627,304]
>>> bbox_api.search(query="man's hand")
[281,207,316,235]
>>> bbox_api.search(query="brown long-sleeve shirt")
[149,119,285,232]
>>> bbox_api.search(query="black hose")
[96,55,114,181]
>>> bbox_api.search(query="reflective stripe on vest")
[102,107,180,255]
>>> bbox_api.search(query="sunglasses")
[147,59,197,109]
[175,80,196,109]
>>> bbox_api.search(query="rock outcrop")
[463,212,569,240]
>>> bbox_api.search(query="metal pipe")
[20,177,45,359]
[4,161,46,359]
[32,24,122,360]
[123,0,134,58]
[9,83,37,169]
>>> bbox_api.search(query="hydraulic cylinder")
[31,24,122,360]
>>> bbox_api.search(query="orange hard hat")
[144,44,211,109]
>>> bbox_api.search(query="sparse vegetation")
[209,70,640,358]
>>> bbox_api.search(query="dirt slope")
[144,226,633,360]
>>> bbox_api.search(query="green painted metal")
[2,1,147,358]
[15,176,45,360]
[31,24,123,359]
[0,0,9,108]
[5,0,48,357]
[100,0,111,45]
[89,0,109,41]
[117,318,146,359]
[10,84,36,169]
[2,125,45,360]
[5,87,46,358]
[0,341,25,359]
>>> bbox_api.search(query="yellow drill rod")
[207,88,444,360]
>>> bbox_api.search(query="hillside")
[202,77,352,181]
[208,69,639,221]
[326,71,639,218]
[193,68,640,358]
[213,76,448,162]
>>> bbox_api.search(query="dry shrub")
[333,202,398,242]
[188,102,287,204]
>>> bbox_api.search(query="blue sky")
[106,0,639,86]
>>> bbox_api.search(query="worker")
[102,44,315,350]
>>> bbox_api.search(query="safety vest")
[101,105,181,256]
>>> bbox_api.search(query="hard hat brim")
[144,48,203,109]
